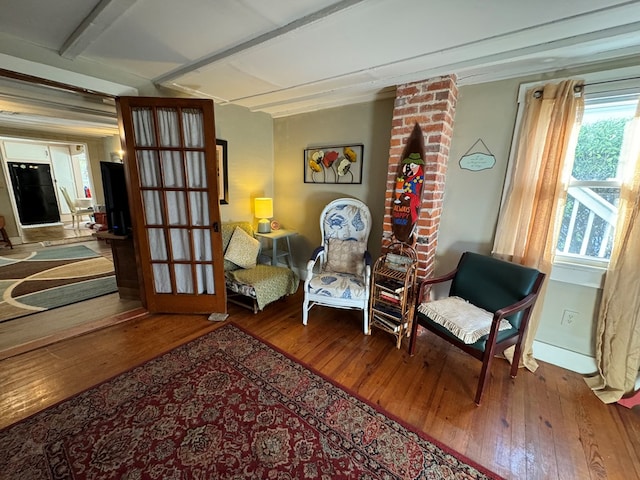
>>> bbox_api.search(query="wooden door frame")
[116,96,226,313]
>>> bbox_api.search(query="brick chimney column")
[382,76,458,280]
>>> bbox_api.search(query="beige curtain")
[493,80,584,372]
[585,100,640,403]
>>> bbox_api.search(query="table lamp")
[255,197,273,233]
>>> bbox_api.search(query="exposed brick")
[404,115,432,127]
[397,85,420,96]
[407,92,436,104]
[423,122,444,133]
[435,91,452,101]
[394,97,407,108]
[426,80,453,92]
[384,75,458,275]
[393,106,419,116]
[427,134,443,145]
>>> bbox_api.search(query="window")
[555,93,639,267]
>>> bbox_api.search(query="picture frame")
[216,139,229,204]
[304,143,364,184]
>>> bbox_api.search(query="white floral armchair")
[302,198,372,333]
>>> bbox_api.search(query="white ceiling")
[1,0,640,134]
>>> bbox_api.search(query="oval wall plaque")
[459,152,496,171]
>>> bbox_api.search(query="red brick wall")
[382,76,458,280]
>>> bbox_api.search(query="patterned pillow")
[224,226,260,269]
[326,238,365,275]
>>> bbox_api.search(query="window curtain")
[585,99,640,403]
[493,79,584,372]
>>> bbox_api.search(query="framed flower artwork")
[304,144,363,184]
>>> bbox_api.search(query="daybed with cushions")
[222,222,299,313]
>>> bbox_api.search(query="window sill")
[550,260,605,289]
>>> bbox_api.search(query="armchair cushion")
[228,264,299,311]
[307,271,368,300]
[417,296,512,344]
[224,226,260,269]
[325,238,366,275]
[450,252,540,330]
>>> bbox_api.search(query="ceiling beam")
[60,0,137,60]
[153,0,366,86]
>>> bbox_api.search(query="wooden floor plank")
[1,288,639,480]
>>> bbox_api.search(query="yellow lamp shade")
[255,197,273,233]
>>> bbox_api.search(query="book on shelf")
[379,289,400,299]
[372,314,401,332]
[373,303,402,319]
[372,313,408,333]
[376,279,405,293]
[385,253,414,273]
[379,291,400,304]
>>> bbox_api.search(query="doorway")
[0,137,96,245]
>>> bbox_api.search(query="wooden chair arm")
[417,268,458,303]
[494,292,539,320]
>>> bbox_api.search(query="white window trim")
[550,259,605,289]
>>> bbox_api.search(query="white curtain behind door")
[131,107,213,294]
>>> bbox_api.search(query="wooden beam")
[59,0,138,60]
[153,0,366,86]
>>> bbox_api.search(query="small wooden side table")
[255,229,296,269]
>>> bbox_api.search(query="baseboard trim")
[533,340,597,374]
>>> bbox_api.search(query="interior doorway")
[0,137,97,245]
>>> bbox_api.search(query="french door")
[116,97,226,313]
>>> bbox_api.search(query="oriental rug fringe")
[0,324,502,479]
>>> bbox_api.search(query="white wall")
[214,103,274,224]
[274,99,395,268]
[438,79,520,271]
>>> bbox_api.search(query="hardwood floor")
[1,288,638,479]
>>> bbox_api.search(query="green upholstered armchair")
[409,252,545,405]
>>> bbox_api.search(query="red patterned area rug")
[0,324,502,479]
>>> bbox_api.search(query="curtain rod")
[533,75,640,97]
[584,75,640,88]
[533,74,640,99]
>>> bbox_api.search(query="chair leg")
[363,307,370,335]
[302,297,309,325]
[0,227,12,249]
[475,354,494,405]
[510,338,525,378]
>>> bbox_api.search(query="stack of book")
[385,253,414,273]
[376,279,405,293]
[372,312,407,333]
[379,290,401,305]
